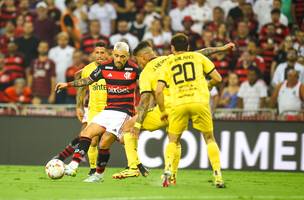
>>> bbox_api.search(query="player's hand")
[48,94,55,104]
[223,42,235,51]
[55,83,68,93]
[160,111,168,122]
[76,107,84,122]
[130,126,140,139]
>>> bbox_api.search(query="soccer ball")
[45,159,65,179]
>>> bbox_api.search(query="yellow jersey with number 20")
[159,52,215,106]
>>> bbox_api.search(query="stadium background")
[0,0,303,171]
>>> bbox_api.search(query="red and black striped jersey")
[260,23,289,44]
[0,7,17,29]
[89,59,139,116]
[80,33,110,54]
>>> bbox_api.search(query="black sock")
[58,136,80,161]
[72,136,91,163]
[96,149,110,174]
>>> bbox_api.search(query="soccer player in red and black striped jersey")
[55,42,139,182]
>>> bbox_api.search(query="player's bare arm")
[55,77,95,92]
[197,42,235,57]
[207,70,223,90]
[155,81,168,121]
[74,70,87,121]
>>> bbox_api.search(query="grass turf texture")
[0,166,303,200]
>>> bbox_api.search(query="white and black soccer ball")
[45,159,65,179]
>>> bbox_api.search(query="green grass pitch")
[0,165,303,200]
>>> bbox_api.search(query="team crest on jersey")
[124,72,132,80]
[105,66,113,69]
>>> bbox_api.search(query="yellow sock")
[124,132,140,169]
[164,142,177,172]
[172,143,181,176]
[88,145,98,169]
[207,141,221,173]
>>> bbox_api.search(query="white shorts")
[91,110,130,138]
[82,107,89,124]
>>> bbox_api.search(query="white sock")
[69,161,79,169]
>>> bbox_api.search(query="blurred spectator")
[130,12,147,41]
[187,0,212,33]
[81,20,109,55]
[219,72,240,108]
[15,15,25,37]
[60,0,81,48]
[214,23,230,43]
[271,36,293,76]
[253,0,272,28]
[197,29,213,49]
[294,30,304,57]
[181,16,201,51]
[143,18,171,54]
[48,32,74,83]
[212,41,232,82]
[65,50,85,104]
[163,15,172,35]
[46,0,62,30]
[204,7,225,32]
[237,67,267,110]
[272,48,304,86]
[73,0,89,34]
[110,19,139,51]
[241,3,259,36]
[28,41,56,104]
[271,69,304,114]
[15,21,39,68]
[112,0,137,22]
[143,1,160,29]
[220,0,238,18]
[18,0,34,23]
[0,20,16,55]
[4,78,32,104]
[0,0,18,31]
[260,9,289,44]
[1,41,25,89]
[281,0,293,24]
[291,0,304,28]
[227,0,246,29]
[263,0,288,27]
[233,21,254,56]
[33,1,57,47]
[88,0,117,36]
[169,0,189,32]
[54,0,66,12]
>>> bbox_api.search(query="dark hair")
[94,41,108,48]
[65,0,73,7]
[171,33,189,51]
[213,6,224,13]
[248,66,261,77]
[271,8,281,15]
[133,41,152,56]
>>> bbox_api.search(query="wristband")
[134,122,142,129]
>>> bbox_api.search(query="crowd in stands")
[0,0,303,116]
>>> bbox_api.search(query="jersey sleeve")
[200,54,216,75]
[89,65,103,81]
[139,70,153,94]
[81,67,88,79]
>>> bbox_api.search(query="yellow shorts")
[168,103,213,135]
[88,110,102,124]
[142,106,168,131]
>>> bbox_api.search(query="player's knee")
[90,136,99,147]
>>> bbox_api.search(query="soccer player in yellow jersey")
[54,41,109,175]
[113,40,234,183]
[155,33,224,188]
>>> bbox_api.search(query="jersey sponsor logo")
[124,67,134,71]
[124,72,132,80]
[92,84,107,91]
[105,66,113,69]
[107,73,113,77]
[107,86,130,94]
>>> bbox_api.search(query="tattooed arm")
[75,70,88,121]
[197,42,235,57]
[136,92,154,124]
[55,77,95,92]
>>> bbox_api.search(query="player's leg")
[171,142,181,185]
[84,132,116,182]
[64,123,105,176]
[191,103,224,188]
[162,105,188,187]
[87,135,99,175]
[55,122,87,161]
